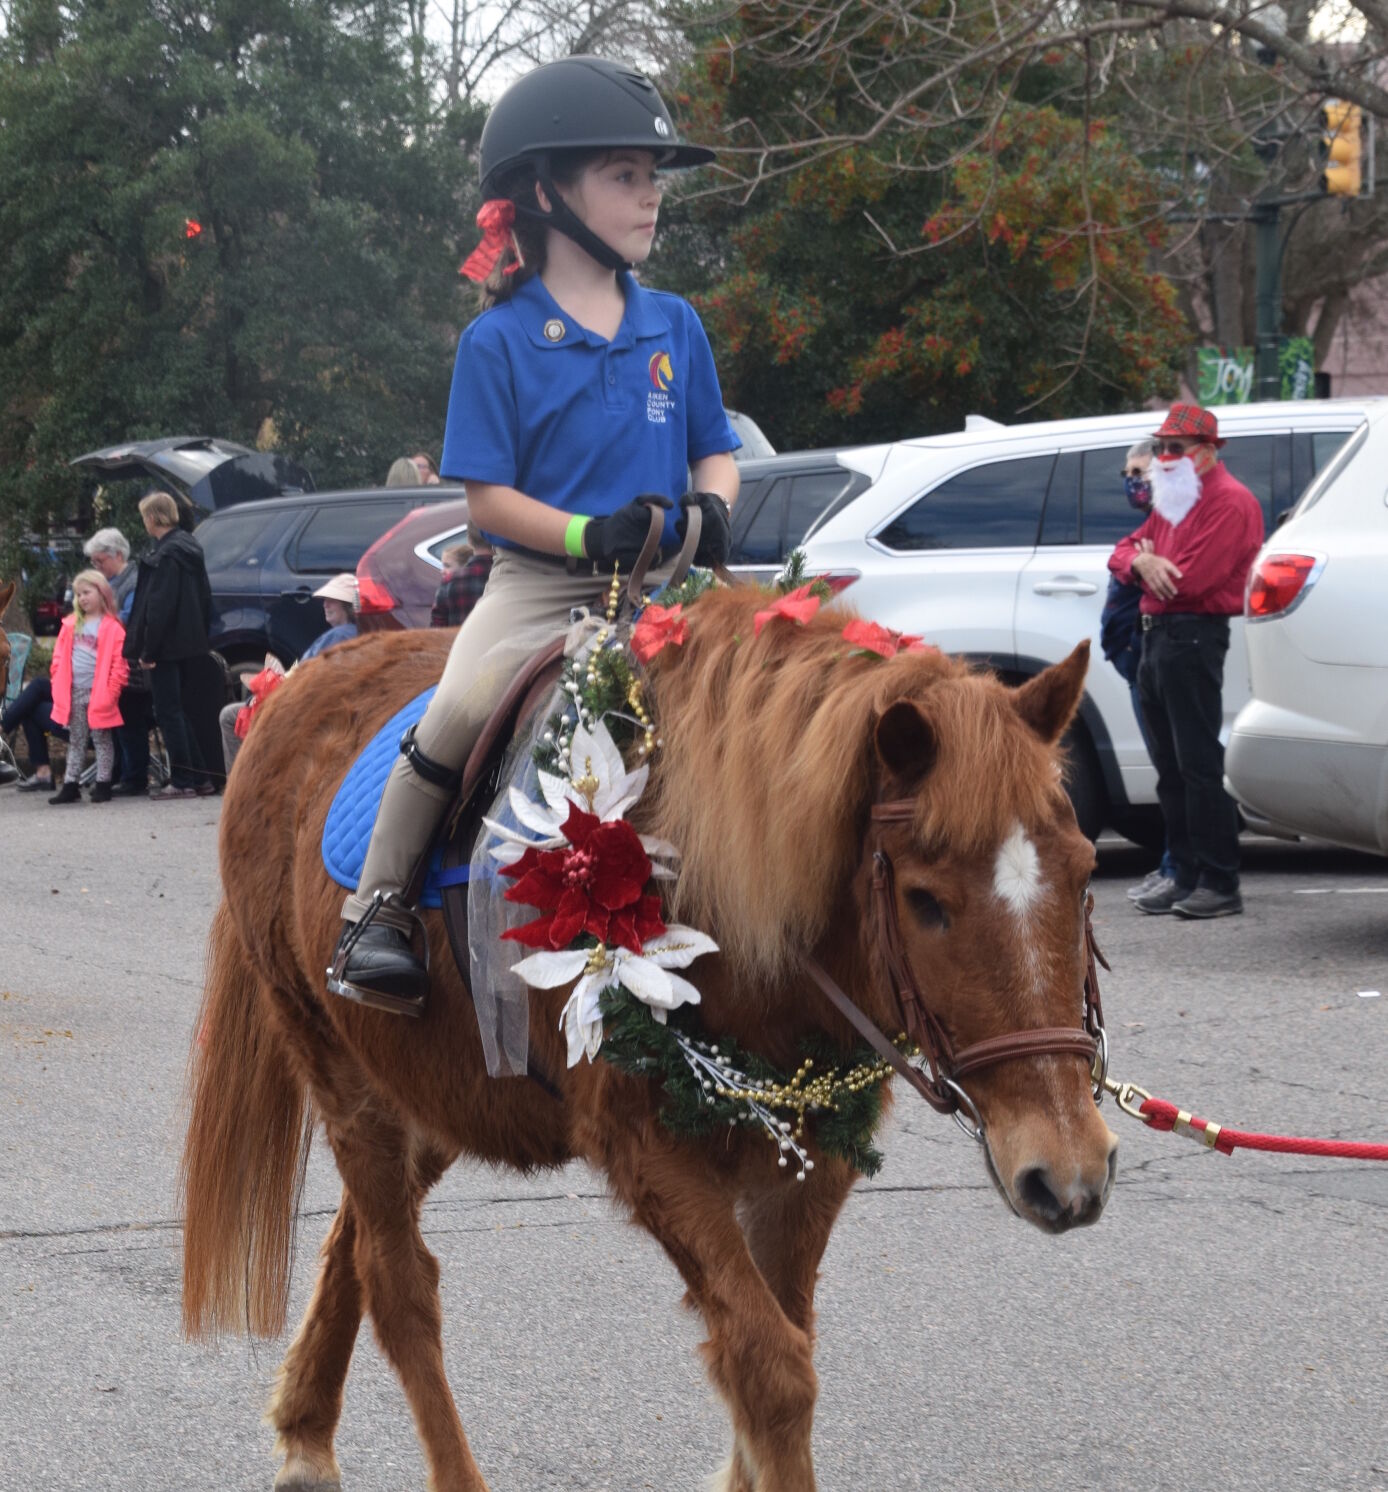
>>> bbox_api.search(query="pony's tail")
[179,902,312,1341]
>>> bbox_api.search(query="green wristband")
[564,514,591,559]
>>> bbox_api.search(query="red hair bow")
[460,199,521,282]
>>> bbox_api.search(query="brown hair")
[638,587,1069,980]
[476,150,608,311]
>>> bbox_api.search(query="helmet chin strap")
[517,156,632,274]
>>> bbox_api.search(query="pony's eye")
[905,888,949,931]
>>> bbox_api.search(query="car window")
[1077,445,1144,546]
[1040,451,1080,545]
[1294,420,1367,517]
[785,471,855,551]
[1219,436,1274,523]
[292,502,406,573]
[195,511,278,572]
[1312,430,1350,475]
[876,455,1053,551]
[735,480,786,564]
[425,527,471,565]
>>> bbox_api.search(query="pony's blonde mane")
[641,587,1069,980]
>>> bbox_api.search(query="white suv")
[799,400,1380,842]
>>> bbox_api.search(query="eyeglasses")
[1153,439,1195,456]
[1120,467,1148,479]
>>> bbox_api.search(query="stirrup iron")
[326,890,430,1016]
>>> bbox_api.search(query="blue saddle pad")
[321,687,474,909]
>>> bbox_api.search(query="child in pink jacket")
[49,569,129,804]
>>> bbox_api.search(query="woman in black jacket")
[123,491,216,798]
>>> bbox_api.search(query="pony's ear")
[1012,642,1089,744]
[874,700,937,788]
[0,580,13,618]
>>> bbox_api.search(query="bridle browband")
[802,798,1110,1140]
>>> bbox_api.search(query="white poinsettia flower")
[509,925,719,1068]
[482,718,679,876]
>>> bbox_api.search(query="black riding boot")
[327,895,429,1017]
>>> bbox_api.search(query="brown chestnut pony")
[181,585,1117,1492]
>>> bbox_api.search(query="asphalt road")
[2,790,1386,1492]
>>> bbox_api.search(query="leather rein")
[801,798,1111,1141]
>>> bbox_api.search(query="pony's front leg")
[609,1148,820,1492]
[269,1191,362,1491]
[712,1157,859,1492]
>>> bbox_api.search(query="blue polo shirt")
[440,272,738,551]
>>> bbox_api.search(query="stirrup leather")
[326,890,430,1015]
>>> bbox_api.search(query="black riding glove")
[582,496,672,569]
[677,491,733,567]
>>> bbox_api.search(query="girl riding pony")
[329,57,740,1014]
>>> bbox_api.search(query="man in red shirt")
[1109,403,1264,918]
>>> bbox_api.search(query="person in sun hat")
[324,55,740,1017]
[218,573,359,773]
[1108,402,1264,920]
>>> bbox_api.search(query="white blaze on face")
[993,824,1042,918]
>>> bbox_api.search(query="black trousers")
[114,686,151,786]
[1137,615,1240,894]
[148,658,211,789]
[2,677,66,768]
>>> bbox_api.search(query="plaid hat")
[1152,402,1225,448]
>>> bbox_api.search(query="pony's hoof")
[274,1454,341,1492]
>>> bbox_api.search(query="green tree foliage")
[0,0,481,540]
[655,23,1185,447]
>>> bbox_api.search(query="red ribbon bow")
[460,199,520,283]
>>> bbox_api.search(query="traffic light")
[1320,100,1363,196]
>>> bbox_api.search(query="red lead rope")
[1104,1080,1388,1160]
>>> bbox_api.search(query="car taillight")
[1246,553,1321,619]
[819,570,860,596]
[355,569,399,615]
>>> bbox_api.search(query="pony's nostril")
[1016,1166,1063,1221]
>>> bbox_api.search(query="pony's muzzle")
[1012,1139,1118,1233]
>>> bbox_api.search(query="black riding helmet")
[478,55,715,272]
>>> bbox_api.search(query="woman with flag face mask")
[329,56,741,1015]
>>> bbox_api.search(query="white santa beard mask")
[1150,455,1202,525]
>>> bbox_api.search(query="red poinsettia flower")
[840,619,940,659]
[632,602,689,664]
[501,803,654,950]
[607,893,668,953]
[753,582,822,637]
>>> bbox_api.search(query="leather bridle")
[802,798,1110,1141]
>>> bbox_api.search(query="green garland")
[598,987,901,1178]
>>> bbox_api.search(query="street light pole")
[1253,200,1281,401]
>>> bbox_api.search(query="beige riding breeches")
[342,550,668,927]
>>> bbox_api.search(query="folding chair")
[1,632,33,776]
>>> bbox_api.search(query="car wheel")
[1062,725,1106,842]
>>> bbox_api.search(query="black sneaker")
[327,921,428,1016]
[16,773,54,793]
[1172,886,1244,919]
[109,780,147,797]
[1133,877,1190,915]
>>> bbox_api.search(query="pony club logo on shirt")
[647,351,675,425]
